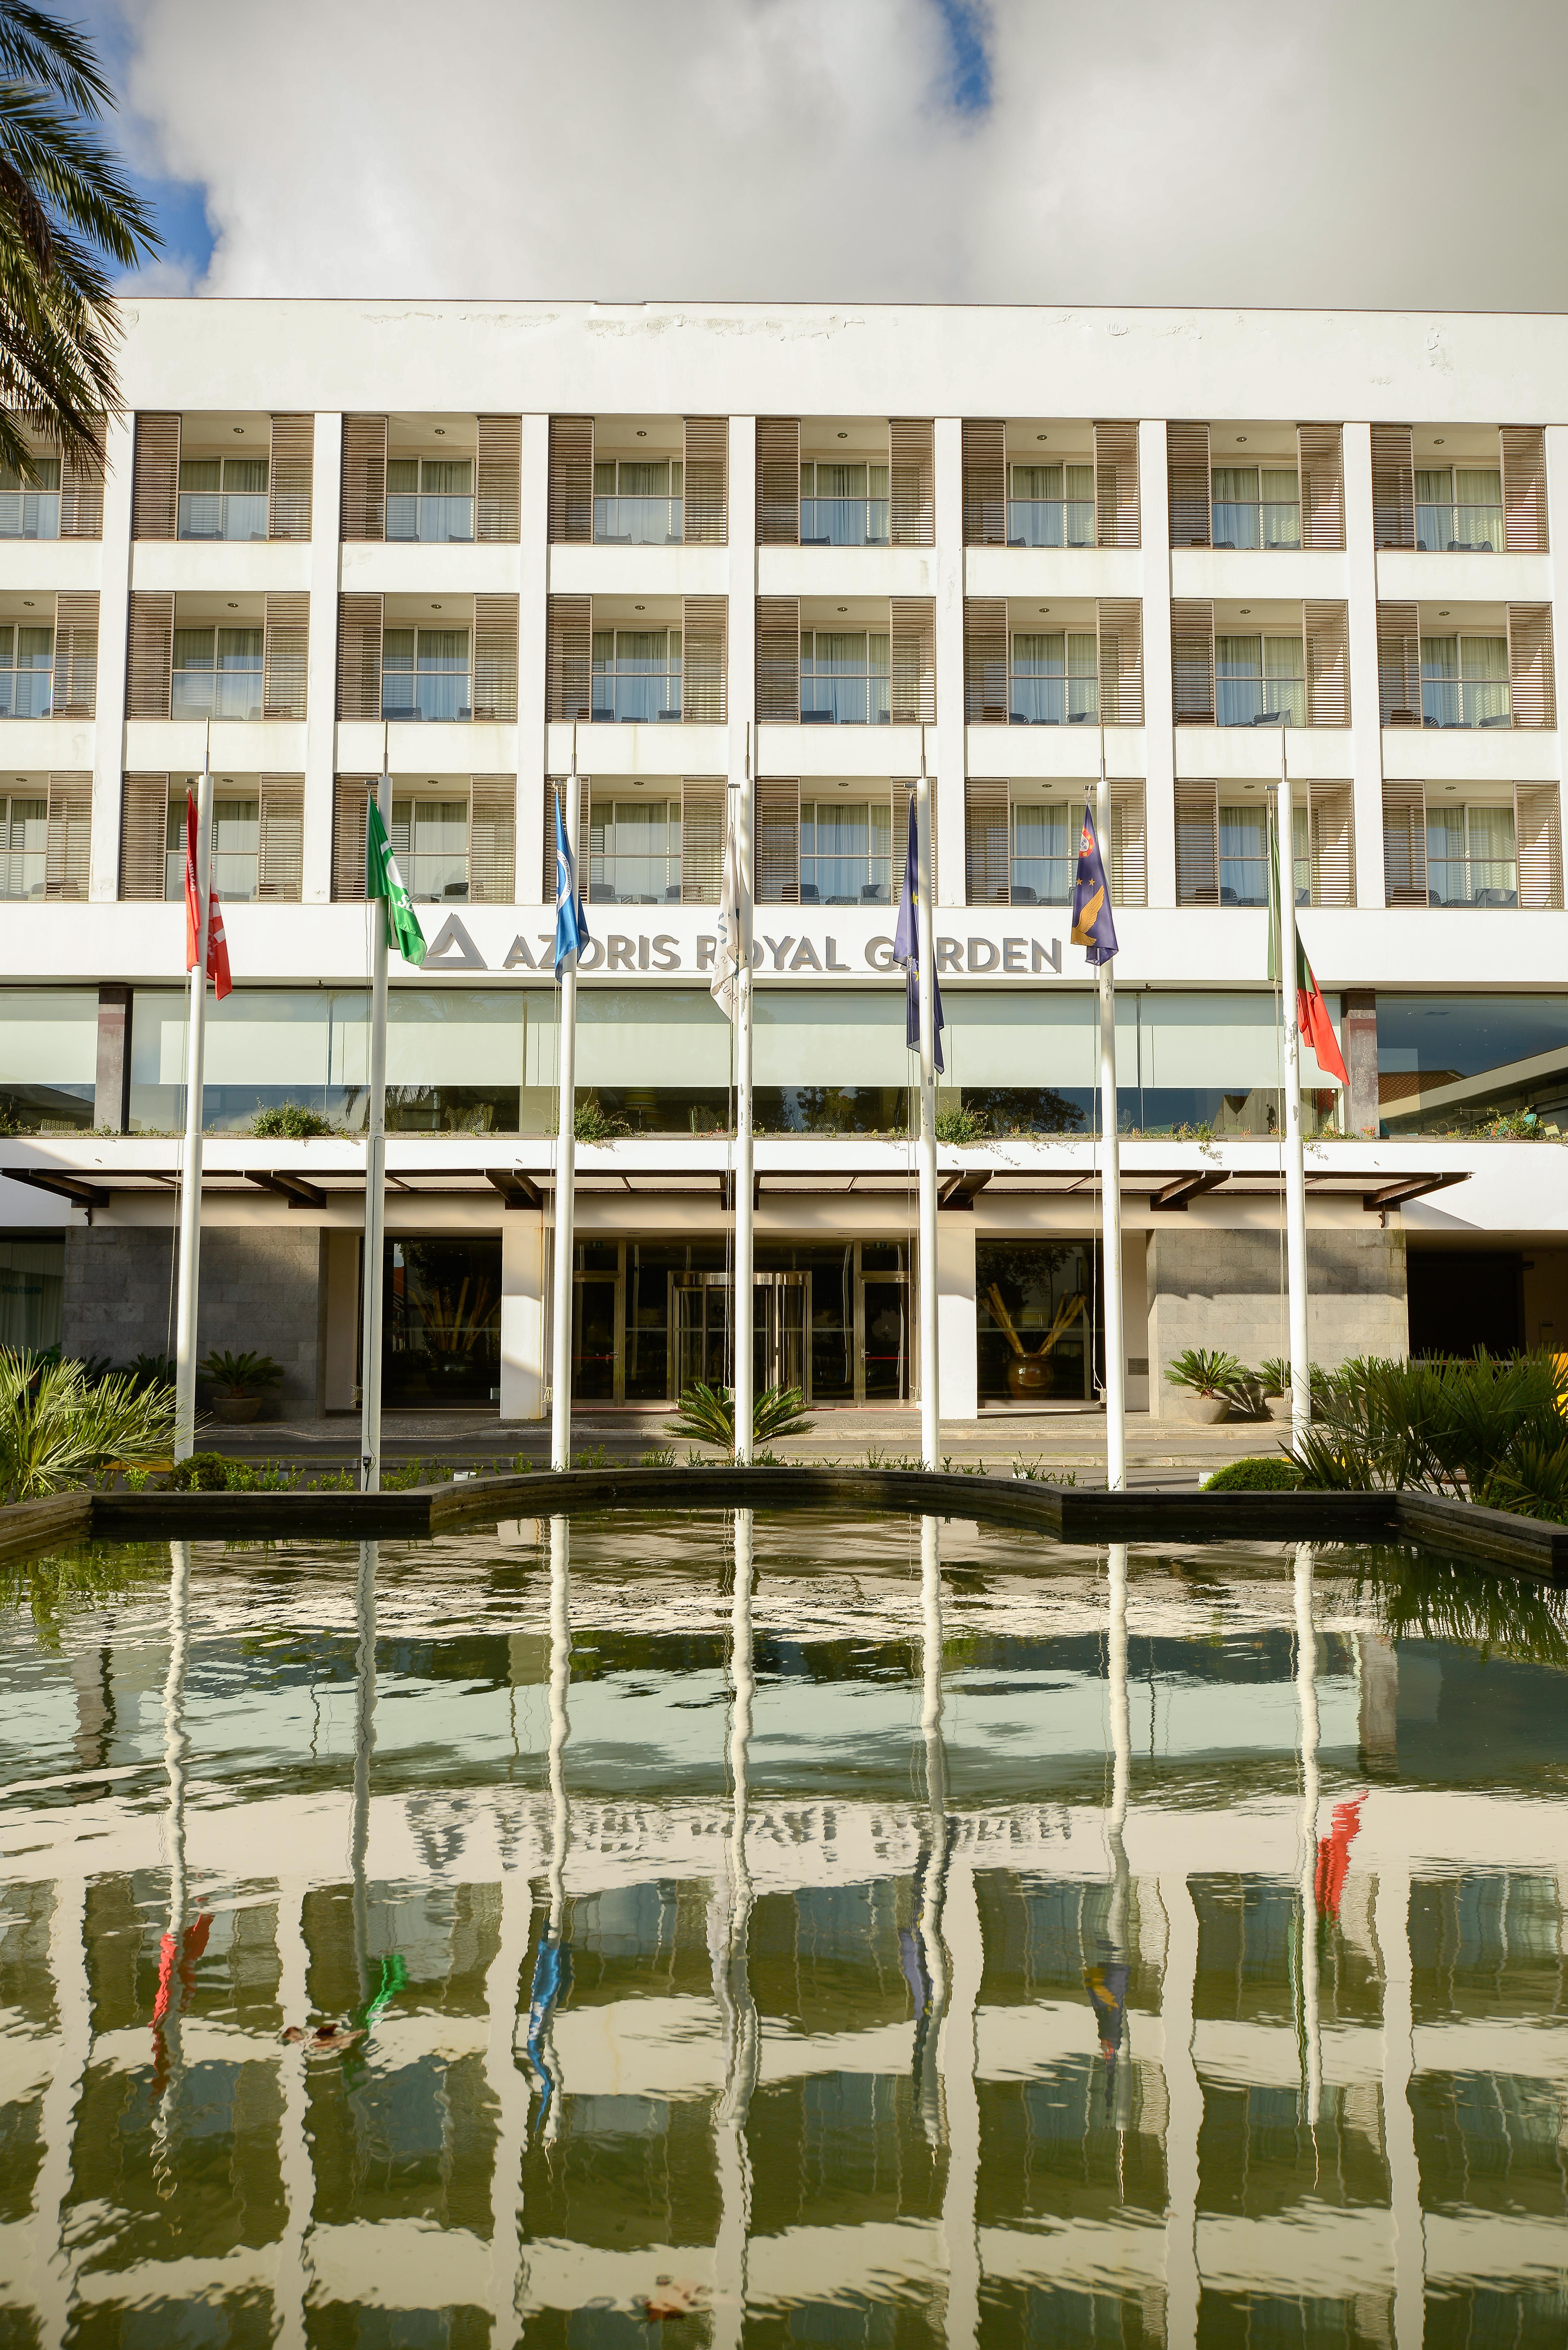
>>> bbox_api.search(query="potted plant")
[986,1283,1087,1400]
[199,1350,284,1424]
[1165,1347,1242,1424]
[1259,1358,1294,1421]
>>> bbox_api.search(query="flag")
[184,792,232,1000]
[892,793,944,1074]
[366,793,427,967]
[1069,803,1118,967]
[1268,822,1349,1086]
[552,785,589,979]
[710,801,750,1023]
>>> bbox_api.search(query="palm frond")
[0,3,116,118]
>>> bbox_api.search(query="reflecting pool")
[2,1513,1567,2345]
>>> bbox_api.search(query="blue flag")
[892,794,944,1075]
[1070,803,1118,967]
[552,785,589,979]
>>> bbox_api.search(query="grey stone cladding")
[1146,1228,1407,1414]
[62,1225,324,1413]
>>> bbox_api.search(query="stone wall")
[1146,1226,1408,1416]
[62,1225,324,1414]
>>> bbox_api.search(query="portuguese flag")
[1269,821,1348,1086]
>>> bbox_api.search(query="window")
[387,457,474,544]
[591,628,681,723]
[0,625,53,718]
[0,1236,62,1347]
[800,798,892,903]
[1421,635,1510,729]
[593,457,683,546]
[1416,466,1503,553]
[177,455,268,541]
[1009,632,1097,726]
[1007,462,1094,548]
[1211,466,1300,549]
[1219,803,1268,904]
[0,457,59,541]
[800,460,889,547]
[1010,802,1074,904]
[800,631,890,724]
[382,627,472,723]
[589,797,681,902]
[1215,635,1304,727]
[1426,800,1518,906]
[172,626,263,720]
[0,793,45,898]
[164,787,260,902]
[389,797,469,902]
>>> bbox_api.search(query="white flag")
[710,806,751,1024]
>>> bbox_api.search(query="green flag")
[365,795,426,966]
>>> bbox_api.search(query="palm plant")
[198,1349,283,1398]
[0,1348,174,1499]
[0,4,160,484]
[1296,1351,1568,1521]
[1164,1348,1242,1400]
[664,1381,814,1448]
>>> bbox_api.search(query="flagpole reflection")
[1294,1543,1323,2129]
[712,1509,758,2350]
[351,1540,377,2013]
[526,1517,573,2140]
[1086,1544,1133,2143]
[151,1539,207,2197]
[903,1514,951,2146]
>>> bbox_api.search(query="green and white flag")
[366,795,426,966]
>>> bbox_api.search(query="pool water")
[2,1512,1567,2346]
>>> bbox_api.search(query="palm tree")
[0,2,158,485]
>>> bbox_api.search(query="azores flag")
[366,795,427,966]
[892,792,944,1074]
[1070,804,1118,966]
[553,785,589,979]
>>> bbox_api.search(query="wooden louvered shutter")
[1304,601,1350,726]
[1094,422,1140,548]
[59,443,103,538]
[125,591,173,720]
[131,414,179,539]
[341,415,387,542]
[262,592,309,719]
[756,597,799,723]
[476,416,521,542]
[52,591,97,718]
[889,419,934,546]
[1167,422,1211,547]
[336,595,383,722]
[964,776,1010,905]
[1171,600,1215,723]
[756,418,800,546]
[1308,783,1354,908]
[1097,599,1143,725]
[1501,428,1548,553]
[1381,780,1427,905]
[332,777,372,901]
[1376,602,1421,726]
[1370,425,1414,549]
[1297,424,1345,551]
[681,776,725,901]
[1515,784,1564,910]
[267,415,313,539]
[961,419,1006,546]
[1507,604,1555,728]
[44,772,90,899]
[119,774,169,900]
[548,416,593,543]
[890,598,936,723]
[964,598,1008,722]
[890,781,935,905]
[542,777,590,898]
[474,594,519,721]
[1109,784,1147,907]
[546,596,591,723]
[682,597,727,723]
[257,775,304,901]
[1175,780,1219,906]
[469,775,516,903]
[755,777,799,902]
[682,418,727,546]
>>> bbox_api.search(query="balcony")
[1416,501,1504,554]
[387,493,474,545]
[172,668,264,721]
[801,673,889,726]
[177,491,268,543]
[1007,498,1094,549]
[1215,674,1306,727]
[382,671,473,723]
[0,489,59,542]
[593,495,682,547]
[0,788,45,898]
[588,793,682,902]
[1420,676,1511,729]
[1007,673,1098,726]
[1426,855,1517,906]
[1211,499,1301,550]
[800,497,889,548]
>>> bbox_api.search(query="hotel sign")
[419,911,1066,979]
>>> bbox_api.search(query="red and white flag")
[184,790,232,1000]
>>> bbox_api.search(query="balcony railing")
[171,671,264,720]
[1008,859,1073,905]
[1006,499,1095,549]
[382,672,473,723]
[1211,501,1301,549]
[0,856,44,899]
[592,496,682,546]
[0,491,59,541]
[799,864,892,905]
[589,857,682,903]
[386,494,474,545]
[800,498,889,547]
[1421,679,1512,729]
[1215,676,1306,727]
[591,675,682,723]
[1007,676,1098,725]
[0,672,52,718]
[1426,858,1518,906]
[801,675,890,725]
[1416,504,1504,553]
[177,492,268,542]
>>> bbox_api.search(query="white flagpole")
[550,760,581,1474]
[173,738,214,1462]
[915,743,940,1471]
[731,733,755,1466]
[359,744,391,1493]
[1276,737,1311,1456]
[1097,743,1126,1491]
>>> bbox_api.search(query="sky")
[73,0,1568,310]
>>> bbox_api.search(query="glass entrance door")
[753,1271,807,1398]
[672,1273,733,1395]
[672,1271,809,1398]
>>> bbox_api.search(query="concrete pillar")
[935,1212,977,1423]
[518,412,551,903]
[93,984,132,1132]
[500,1210,545,1421]
[933,418,966,902]
[88,413,133,904]
[302,411,343,904]
[1138,421,1176,910]
[1343,988,1379,1138]
[728,415,757,799]
[1342,423,1387,909]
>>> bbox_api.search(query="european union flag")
[892,792,944,1074]
[1070,804,1118,967]
[552,785,589,979]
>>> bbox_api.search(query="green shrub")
[0,1352,176,1501]
[573,1096,628,1143]
[934,1103,989,1147]
[665,1382,814,1447]
[248,1102,340,1138]
[1295,1350,1568,1522]
[1203,1456,1303,1491]
[167,1451,233,1492]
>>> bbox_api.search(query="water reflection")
[524,1514,572,2138]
